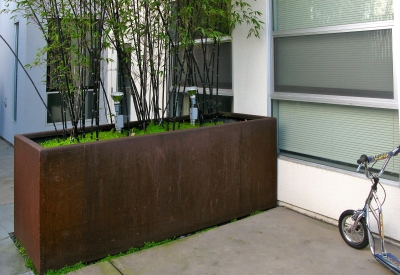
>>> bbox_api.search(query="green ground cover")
[40,121,223,148]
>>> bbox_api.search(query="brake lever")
[357,163,363,172]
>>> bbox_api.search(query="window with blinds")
[272,0,398,179]
[276,101,400,176]
[273,0,393,31]
[275,29,393,99]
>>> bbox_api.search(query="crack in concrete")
[0,236,9,242]
[109,261,124,275]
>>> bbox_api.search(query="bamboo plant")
[2,0,263,141]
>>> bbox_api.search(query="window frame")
[270,0,400,181]
[46,89,94,124]
[271,20,397,109]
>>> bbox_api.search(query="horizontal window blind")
[274,0,393,31]
[277,100,400,174]
[275,29,393,99]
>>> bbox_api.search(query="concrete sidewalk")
[0,138,32,275]
[69,206,400,275]
[1,137,400,275]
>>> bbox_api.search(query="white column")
[231,0,272,116]
[394,1,400,135]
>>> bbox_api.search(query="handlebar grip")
[357,154,369,164]
[394,146,400,156]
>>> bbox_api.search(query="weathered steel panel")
[14,135,42,272]
[14,114,277,274]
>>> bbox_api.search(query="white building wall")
[278,157,400,242]
[232,0,400,242]
[0,8,43,144]
[19,22,52,135]
[232,0,270,116]
[0,10,61,143]
[0,2,14,141]
[394,1,400,126]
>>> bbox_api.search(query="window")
[167,0,234,116]
[274,101,399,176]
[273,0,393,31]
[46,75,94,124]
[171,40,233,117]
[275,29,393,99]
[46,91,93,123]
[13,22,19,122]
[192,41,232,90]
[117,44,131,123]
[272,0,399,178]
[46,19,97,124]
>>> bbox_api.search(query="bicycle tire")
[339,209,369,250]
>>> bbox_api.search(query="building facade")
[1,0,400,242]
[232,0,400,243]
[0,2,109,143]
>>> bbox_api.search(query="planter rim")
[16,112,270,150]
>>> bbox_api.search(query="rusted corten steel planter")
[14,113,277,274]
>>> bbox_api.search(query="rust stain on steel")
[14,114,277,274]
[14,135,42,272]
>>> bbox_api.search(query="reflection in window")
[273,0,393,31]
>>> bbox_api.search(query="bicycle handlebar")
[357,154,369,164]
[357,146,400,165]
[356,146,400,177]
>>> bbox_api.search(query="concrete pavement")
[1,137,400,275]
[0,138,32,275]
[69,206,400,275]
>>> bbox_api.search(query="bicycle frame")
[352,147,400,274]
[354,177,385,256]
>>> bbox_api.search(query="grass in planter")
[40,121,224,148]
[133,121,223,136]
[40,130,127,148]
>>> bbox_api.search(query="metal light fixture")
[111,91,124,132]
[186,86,198,126]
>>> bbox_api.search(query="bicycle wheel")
[339,209,369,250]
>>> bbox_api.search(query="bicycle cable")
[370,161,387,206]
[370,160,379,171]
[379,182,387,206]
[367,166,387,212]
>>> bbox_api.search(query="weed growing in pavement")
[15,238,178,275]
[250,210,263,216]
[15,210,266,274]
